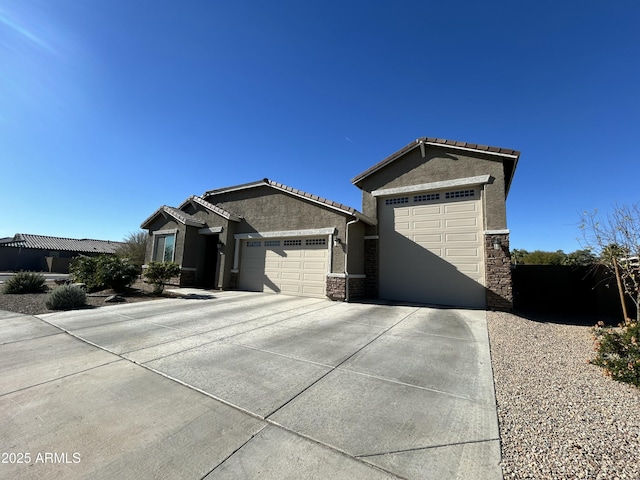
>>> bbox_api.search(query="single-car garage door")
[379,187,486,308]
[239,237,328,298]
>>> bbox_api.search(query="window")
[305,238,326,246]
[283,239,302,246]
[445,189,475,199]
[264,240,280,247]
[414,193,440,203]
[153,234,175,262]
[385,197,408,205]
[246,241,262,247]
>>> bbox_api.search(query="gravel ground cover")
[488,311,640,480]
[0,280,164,315]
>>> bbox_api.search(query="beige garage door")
[239,237,328,298]
[379,188,486,308]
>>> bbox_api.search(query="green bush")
[45,285,87,310]
[2,272,47,294]
[143,261,181,294]
[591,321,640,387]
[69,256,101,290]
[95,255,139,291]
[70,255,138,292]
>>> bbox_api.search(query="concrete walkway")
[0,291,502,479]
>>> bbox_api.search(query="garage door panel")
[303,273,325,282]
[445,202,478,214]
[414,234,443,243]
[445,232,479,242]
[302,285,325,296]
[412,205,441,216]
[380,188,485,308]
[445,217,478,228]
[281,272,302,281]
[412,220,442,230]
[446,247,480,257]
[239,237,328,298]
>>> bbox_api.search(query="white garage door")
[239,237,328,298]
[379,188,486,308]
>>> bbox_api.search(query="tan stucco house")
[141,137,519,310]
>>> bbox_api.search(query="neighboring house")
[0,233,124,273]
[141,136,520,310]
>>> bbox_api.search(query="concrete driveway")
[0,291,501,479]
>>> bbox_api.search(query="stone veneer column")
[326,275,346,301]
[485,232,513,311]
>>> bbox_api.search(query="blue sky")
[1,0,638,253]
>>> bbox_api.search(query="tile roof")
[351,136,520,194]
[179,196,242,222]
[140,206,206,229]
[204,178,377,225]
[0,234,124,254]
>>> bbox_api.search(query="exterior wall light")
[493,238,501,250]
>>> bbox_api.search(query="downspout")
[344,218,359,302]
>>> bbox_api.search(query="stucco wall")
[205,186,353,274]
[356,145,509,230]
[143,216,184,264]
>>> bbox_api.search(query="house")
[141,136,519,310]
[0,233,124,273]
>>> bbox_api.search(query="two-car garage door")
[379,187,486,308]
[239,237,328,298]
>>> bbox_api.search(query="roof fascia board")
[199,226,224,235]
[235,227,337,240]
[180,196,241,222]
[423,141,519,159]
[203,181,265,197]
[372,175,492,197]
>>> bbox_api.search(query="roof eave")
[351,137,521,191]
[179,196,242,222]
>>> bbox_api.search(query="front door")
[203,234,219,288]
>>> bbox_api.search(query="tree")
[115,231,148,270]
[521,249,566,265]
[510,249,529,265]
[562,248,597,266]
[580,204,640,323]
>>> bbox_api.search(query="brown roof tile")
[0,234,123,254]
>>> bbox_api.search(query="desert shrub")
[70,255,138,292]
[143,261,181,294]
[591,321,640,387]
[69,256,101,290]
[2,272,47,294]
[95,255,139,292]
[45,285,86,310]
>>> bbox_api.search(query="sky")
[1,0,638,253]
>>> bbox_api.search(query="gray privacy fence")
[512,265,635,322]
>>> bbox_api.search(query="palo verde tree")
[580,203,640,323]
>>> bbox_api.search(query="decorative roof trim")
[180,196,242,222]
[204,178,377,226]
[141,206,205,228]
[372,175,492,197]
[351,137,520,196]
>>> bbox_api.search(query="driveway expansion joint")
[355,437,502,458]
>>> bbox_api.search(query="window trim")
[151,229,178,263]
